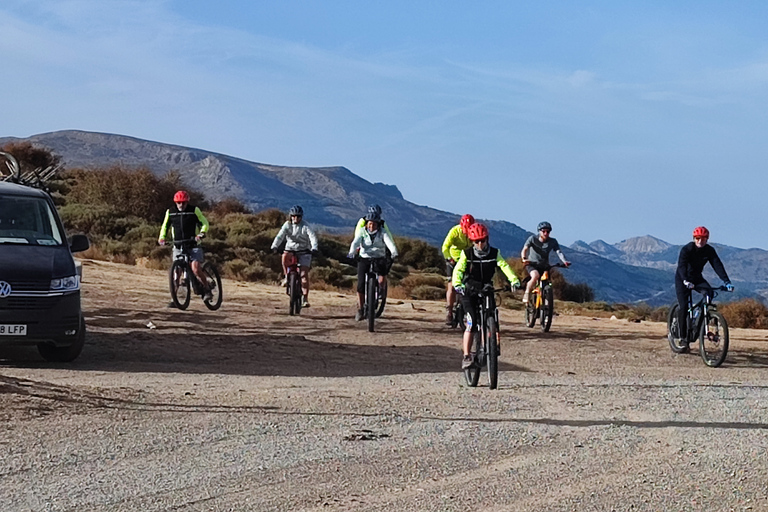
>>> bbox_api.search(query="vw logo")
[0,281,10,298]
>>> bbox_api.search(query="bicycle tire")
[463,331,481,387]
[699,310,729,367]
[201,262,223,311]
[540,286,554,333]
[667,304,689,353]
[452,302,465,330]
[366,274,377,332]
[486,314,499,390]
[375,282,387,318]
[289,272,301,316]
[525,290,537,328]
[169,260,191,310]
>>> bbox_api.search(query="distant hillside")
[4,129,765,305]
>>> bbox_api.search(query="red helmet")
[459,214,475,233]
[467,223,489,242]
[174,190,190,202]
[692,226,710,238]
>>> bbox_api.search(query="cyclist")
[158,190,211,300]
[271,205,319,308]
[520,221,570,303]
[452,223,520,370]
[675,226,734,343]
[441,214,475,325]
[354,204,393,239]
[347,211,399,321]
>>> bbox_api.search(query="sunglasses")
[540,229,551,233]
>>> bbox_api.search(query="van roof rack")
[0,151,61,192]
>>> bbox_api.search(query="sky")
[2,0,768,248]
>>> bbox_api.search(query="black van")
[0,152,89,361]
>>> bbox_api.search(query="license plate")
[0,324,26,335]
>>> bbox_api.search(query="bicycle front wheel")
[667,304,689,353]
[289,272,301,316]
[201,262,223,311]
[375,282,387,318]
[486,315,499,390]
[169,260,191,310]
[366,274,377,332]
[699,310,729,367]
[540,286,554,332]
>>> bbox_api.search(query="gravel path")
[1,260,768,511]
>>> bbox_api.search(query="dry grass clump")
[720,299,768,329]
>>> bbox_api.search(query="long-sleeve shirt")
[354,217,393,239]
[349,228,398,259]
[676,242,730,284]
[271,220,319,252]
[159,205,209,241]
[441,225,471,261]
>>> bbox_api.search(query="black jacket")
[676,242,729,284]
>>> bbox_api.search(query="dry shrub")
[388,286,409,300]
[398,273,446,296]
[222,259,276,282]
[720,299,768,329]
[410,285,445,301]
[649,306,669,323]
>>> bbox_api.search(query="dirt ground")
[2,259,768,511]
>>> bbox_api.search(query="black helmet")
[289,205,303,216]
[364,211,381,222]
[367,204,382,217]
[537,221,552,232]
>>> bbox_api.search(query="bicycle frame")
[684,290,716,342]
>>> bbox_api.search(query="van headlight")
[50,275,80,291]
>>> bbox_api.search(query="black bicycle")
[284,250,309,316]
[667,285,731,367]
[169,239,223,310]
[524,263,567,332]
[450,300,465,330]
[463,284,508,390]
[361,257,388,332]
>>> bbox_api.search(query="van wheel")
[38,314,86,362]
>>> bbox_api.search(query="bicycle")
[667,285,731,367]
[463,283,509,390]
[169,239,223,311]
[284,250,310,316]
[360,257,388,332]
[524,263,567,332]
[450,300,465,330]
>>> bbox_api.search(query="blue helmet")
[289,205,303,217]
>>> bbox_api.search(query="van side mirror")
[69,234,90,253]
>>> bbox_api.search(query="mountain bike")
[524,263,567,332]
[360,257,388,332]
[284,250,310,316]
[169,239,223,311]
[667,285,731,367]
[450,300,465,330]
[463,284,508,390]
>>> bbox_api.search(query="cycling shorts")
[173,246,204,263]
[525,263,549,276]
[286,251,312,268]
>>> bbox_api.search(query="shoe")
[355,309,364,321]
[301,296,310,308]
[203,291,213,302]
[461,354,474,370]
[167,301,177,309]
[280,276,288,287]
[522,292,529,303]
[445,307,453,326]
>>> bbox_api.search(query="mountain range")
[3,130,766,306]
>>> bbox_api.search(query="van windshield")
[0,195,64,245]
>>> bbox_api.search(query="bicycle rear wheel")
[699,310,729,367]
[667,304,689,353]
[201,262,223,311]
[463,331,481,387]
[525,291,537,328]
[540,286,554,332]
[289,272,302,316]
[366,274,377,332]
[169,260,191,310]
[486,315,499,390]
